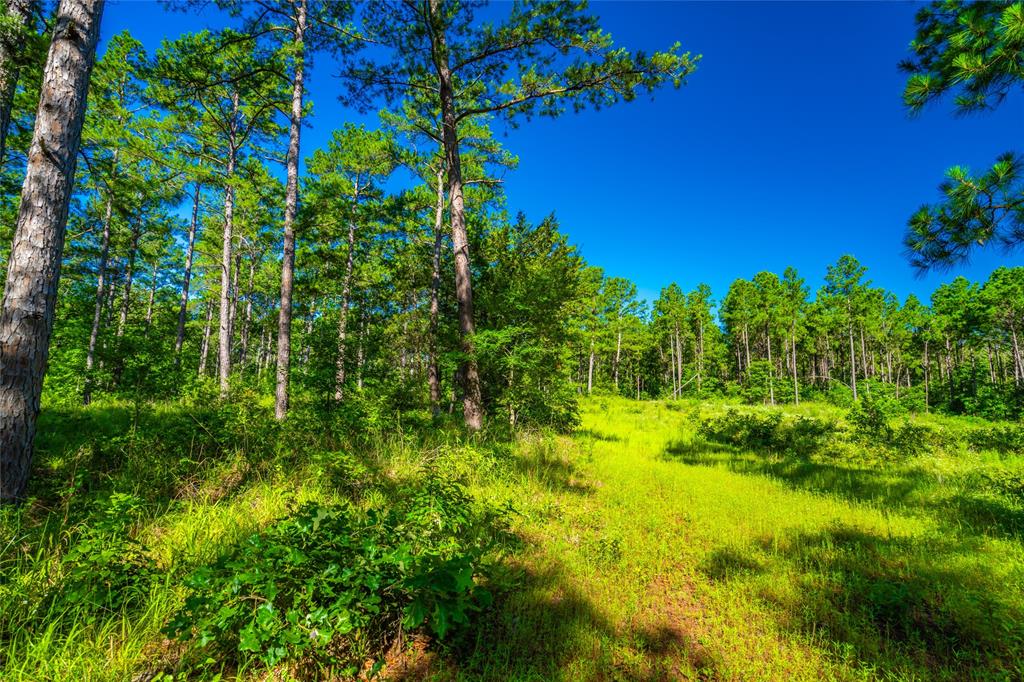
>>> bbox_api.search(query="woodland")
[0,0,1023,680]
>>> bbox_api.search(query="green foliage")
[968,423,1024,454]
[48,493,156,620]
[900,1,1024,269]
[166,475,507,672]
[698,408,838,458]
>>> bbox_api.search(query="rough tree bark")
[429,0,483,430]
[174,182,200,363]
[791,324,799,404]
[144,263,156,327]
[274,0,305,420]
[239,256,255,368]
[0,0,104,502]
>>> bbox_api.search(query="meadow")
[2,393,1022,681]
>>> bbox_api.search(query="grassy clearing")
[2,396,1022,680]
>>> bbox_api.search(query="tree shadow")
[497,445,597,496]
[577,428,623,443]
[700,547,765,582]
[750,523,1023,678]
[432,562,721,681]
[662,440,1024,539]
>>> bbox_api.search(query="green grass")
[2,396,1023,680]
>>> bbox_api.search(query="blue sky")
[100,0,1023,306]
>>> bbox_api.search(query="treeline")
[579,256,1024,419]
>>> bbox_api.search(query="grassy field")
[2,395,1023,680]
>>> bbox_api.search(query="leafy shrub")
[697,409,838,458]
[968,424,1024,455]
[167,475,508,674]
[889,421,935,458]
[978,467,1024,501]
[848,393,894,443]
[48,493,155,620]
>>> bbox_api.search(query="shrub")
[697,409,838,458]
[968,425,1024,455]
[848,393,894,444]
[46,493,156,621]
[166,475,508,674]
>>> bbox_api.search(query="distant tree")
[824,255,868,400]
[152,30,285,396]
[781,266,808,404]
[901,0,1024,270]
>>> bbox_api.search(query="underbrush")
[0,393,522,680]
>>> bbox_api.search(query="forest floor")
[2,395,1023,680]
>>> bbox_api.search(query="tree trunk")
[614,327,622,391]
[743,324,751,375]
[300,298,315,366]
[239,256,256,368]
[766,323,775,405]
[848,324,858,400]
[229,252,240,354]
[923,339,930,411]
[674,322,682,397]
[697,316,704,393]
[115,221,139,339]
[859,324,868,380]
[429,0,482,430]
[355,309,365,390]
[274,0,305,420]
[199,303,213,377]
[0,0,103,502]
[174,182,200,363]
[144,263,156,327]
[83,194,113,404]
[587,338,595,395]
[333,207,357,401]
[791,327,799,404]
[428,161,445,414]
[217,90,239,397]
[0,0,34,168]
[1011,325,1022,385]
[668,335,677,395]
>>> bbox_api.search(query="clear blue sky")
[100,0,1023,306]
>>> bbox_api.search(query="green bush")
[697,409,838,458]
[166,475,508,674]
[968,424,1024,455]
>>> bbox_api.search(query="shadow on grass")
[577,428,623,443]
[438,563,720,681]
[700,546,765,582]
[753,523,1024,678]
[662,439,1024,539]
[501,447,597,496]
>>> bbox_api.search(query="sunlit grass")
[2,396,1022,680]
